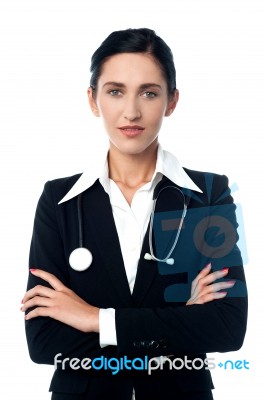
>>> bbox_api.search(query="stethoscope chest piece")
[69,247,93,271]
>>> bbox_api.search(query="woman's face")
[88,52,178,156]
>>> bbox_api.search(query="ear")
[87,87,100,117]
[165,89,179,117]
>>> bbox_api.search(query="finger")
[21,295,52,312]
[208,280,235,293]
[197,268,229,288]
[206,281,235,294]
[22,284,55,304]
[191,263,212,292]
[192,263,229,291]
[188,291,227,305]
[190,280,235,302]
[198,263,212,277]
[192,263,212,284]
[24,306,53,320]
[29,269,66,291]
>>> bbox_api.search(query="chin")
[111,139,158,156]
[120,145,155,156]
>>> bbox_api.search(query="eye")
[108,89,122,96]
[143,91,157,98]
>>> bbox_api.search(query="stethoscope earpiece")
[144,253,174,265]
[69,247,93,271]
[165,258,174,265]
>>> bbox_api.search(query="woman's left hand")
[186,263,235,305]
[21,269,99,333]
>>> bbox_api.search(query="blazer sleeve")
[25,181,102,365]
[115,174,248,356]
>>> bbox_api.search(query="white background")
[0,0,265,399]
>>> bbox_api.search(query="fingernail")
[21,299,24,304]
[30,268,36,273]
[222,268,229,274]
[205,263,212,268]
[219,291,227,296]
[228,280,236,285]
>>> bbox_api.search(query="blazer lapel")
[84,182,132,306]
[131,225,158,306]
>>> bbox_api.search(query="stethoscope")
[144,185,188,265]
[69,184,189,271]
[68,194,93,271]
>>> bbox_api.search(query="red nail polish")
[30,268,36,273]
[222,268,229,273]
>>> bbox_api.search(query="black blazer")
[25,169,247,399]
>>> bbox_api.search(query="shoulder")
[49,173,82,190]
[183,167,230,204]
[41,173,83,204]
[184,167,228,187]
[39,171,104,208]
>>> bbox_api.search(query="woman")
[21,28,247,400]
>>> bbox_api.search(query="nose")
[123,97,141,121]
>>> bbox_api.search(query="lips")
[118,125,145,137]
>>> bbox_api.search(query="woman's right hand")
[21,269,99,333]
[186,263,236,305]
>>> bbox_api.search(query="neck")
[108,141,158,189]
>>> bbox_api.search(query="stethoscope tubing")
[77,193,84,248]
[147,185,188,263]
[69,184,189,270]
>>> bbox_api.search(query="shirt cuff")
[99,308,117,347]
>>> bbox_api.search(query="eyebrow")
[102,81,162,90]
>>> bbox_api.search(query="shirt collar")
[58,144,202,204]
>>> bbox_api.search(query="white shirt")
[58,144,202,347]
